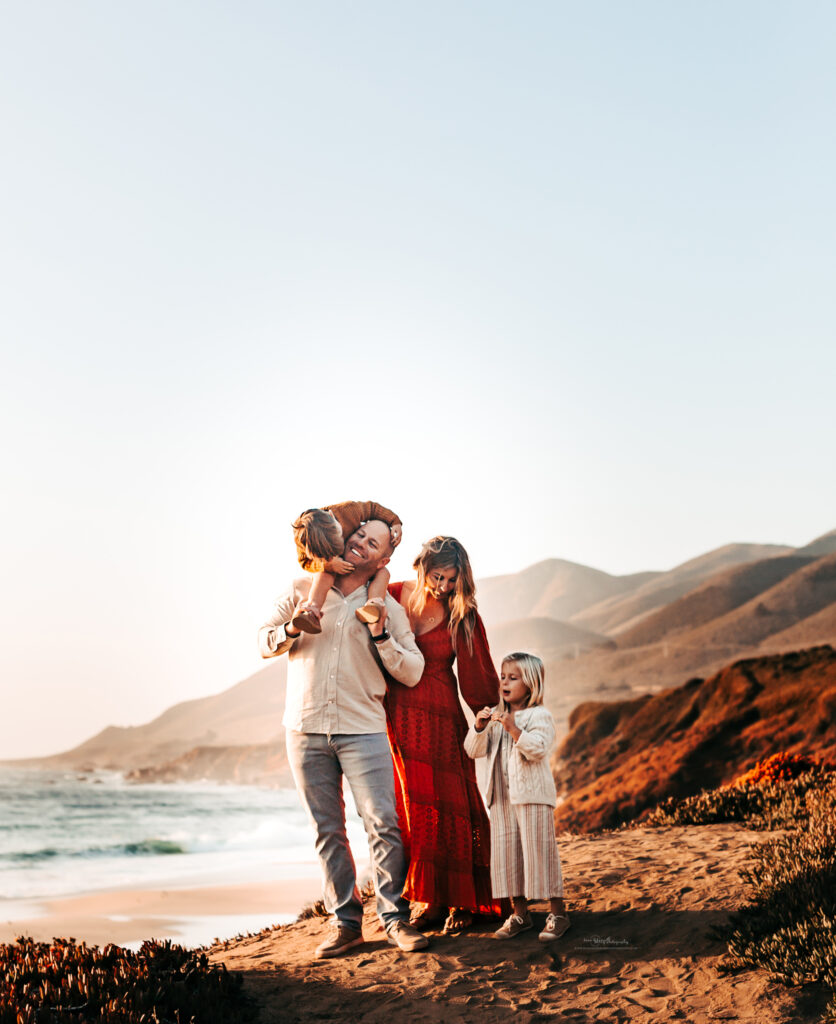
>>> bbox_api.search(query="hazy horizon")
[5,524,834,761]
[3,2,836,759]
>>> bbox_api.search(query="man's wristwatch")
[371,630,390,644]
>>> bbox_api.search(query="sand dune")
[207,824,822,1023]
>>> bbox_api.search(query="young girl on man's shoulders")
[289,500,402,634]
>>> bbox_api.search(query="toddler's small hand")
[327,557,354,575]
[390,524,402,547]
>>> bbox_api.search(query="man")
[259,518,429,957]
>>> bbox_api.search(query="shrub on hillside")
[722,781,836,1021]
[643,770,832,829]
[644,754,836,1020]
[643,753,835,829]
[0,936,254,1024]
[731,751,832,787]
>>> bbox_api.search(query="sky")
[1,1,835,758]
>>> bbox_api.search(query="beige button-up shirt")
[258,578,424,734]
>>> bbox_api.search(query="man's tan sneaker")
[314,926,365,959]
[386,921,430,951]
[492,913,533,940]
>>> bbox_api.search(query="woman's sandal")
[409,905,447,931]
[442,909,473,935]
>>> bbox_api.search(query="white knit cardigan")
[464,704,558,808]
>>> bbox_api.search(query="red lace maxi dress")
[385,581,500,913]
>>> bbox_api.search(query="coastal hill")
[613,553,817,649]
[539,532,836,733]
[475,558,659,625]
[16,661,291,784]
[568,542,794,636]
[13,527,836,788]
[553,645,836,833]
[486,616,615,662]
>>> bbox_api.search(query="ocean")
[0,767,366,906]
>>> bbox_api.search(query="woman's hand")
[492,710,522,741]
[474,706,493,732]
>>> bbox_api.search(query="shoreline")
[0,873,324,950]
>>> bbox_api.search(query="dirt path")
[208,824,826,1023]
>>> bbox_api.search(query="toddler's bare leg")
[307,571,335,612]
[291,572,336,635]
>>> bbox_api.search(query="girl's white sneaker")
[539,913,571,941]
[492,913,533,939]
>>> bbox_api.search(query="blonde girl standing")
[464,652,569,941]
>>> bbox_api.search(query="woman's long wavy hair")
[408,536,478,654]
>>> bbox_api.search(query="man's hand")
[325,556,354,575]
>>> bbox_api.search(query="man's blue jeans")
[285,730,410,933]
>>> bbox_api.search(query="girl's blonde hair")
[408,536,478,654]
[500,652,545,710]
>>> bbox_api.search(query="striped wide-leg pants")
[489,767,563,900]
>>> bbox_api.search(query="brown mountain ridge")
[569,542,793,636]
[553,645,836,833]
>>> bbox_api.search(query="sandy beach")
[0,873,323,949]
[3,821,831,1021]
[204,823,829,1024]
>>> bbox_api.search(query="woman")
[386,536,500,933]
